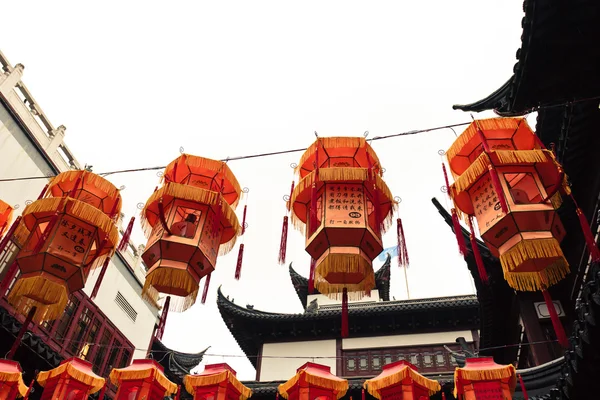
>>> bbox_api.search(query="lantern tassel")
[396,218,409,267]
[441,393,446,400]
[7,306,36,359]
[23,379,34,400]
[519,374,529,400]
[118,217,135,252]
[91,257,111,300]
[156,296,171,340]
[488,165,509,214]
[68,173,83,198]
[309,146,320,234]
[468,216,489,284]
[0,216,22,254]
[278,216,289,265]
[0,261,18,297]
[235,244,244,280]
[201,273,212,304]
[451,209,468,256]
[175,385,181,400]
[341,288,349,338]
[441,163,452,200]
[542,289,569,348]
[308,258,316,294]
[361,389,365,400]
[97,384,107,400]
[573,202,600,262]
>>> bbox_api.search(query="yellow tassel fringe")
[7,276,69,323]
[184,371,252,400]
[451,153,491,193]
[278,370,348,400]
[0,199,13,217]
[295,137,381,174]
[48,170,122,211]
[0,370,28,397]
[313,272,376,300]
[550,192,563,210]
[37,361,105,394]
[142,268,199,312]
[110,365,177,395]
[454,363,516,385]
[12,221,30,248]
[364,366,441,398]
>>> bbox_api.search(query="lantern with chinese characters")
[278,363,348,400]
[0,359,28,400]
[0,200,13,238]
[289,137,402,337]
[8,170,121,322]
[37,357,105,400]
[364,361,440,400]
[110,359,178,400]
[453,358,516,400]
[183,363,252,400]
[141,155,241,315]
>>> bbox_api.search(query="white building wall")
[342,330,475,350]
[260,340,337,381]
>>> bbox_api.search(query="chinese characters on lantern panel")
[471,176,504,231]
[51,217,96,263]
[325,183,366,227]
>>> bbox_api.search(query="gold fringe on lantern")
[364,366,441,399]
[494,149,548,164]
[278,369,348,400]
[499,238,570,291]
[12,221,30,248]
[183,371,252,400]
[0,369,28,397]
[550,192,563,210]
[164,155,242,208]
[49,170,121,203]
[451,153,491,194]
[7,276,69,323]
[295,137,382,174]
[313,254,376,298]
[110,364,178,395]
[454,364,516,387]
[37,361,105,394]
[142,268,199,312]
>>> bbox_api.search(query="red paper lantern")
[453,357,516,400]
[278,363,348,400]
[37,357,105,400]
[183,363,252,400]
[0,200,13,238]
[110,359,178,400]
[364,360,440,400]
[0,359,28,400]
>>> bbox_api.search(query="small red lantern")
[278,362,348,400]
[110,359,178,400]
[37,357,105,400]
[364,360,440,400]
[183,363,252,400]
[453,357,516,400]
[0,359,28,400]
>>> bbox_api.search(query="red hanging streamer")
[468,216,489,284]
[175,385,181,400]
[276,393,279,400]
[518,374,529,400]
[156,296,171,340]
[571,197,600,262]
[235,244,245,280]
[542,289,569,348]
[396,218,409,267]
[441,163,452,200]
[474,120,491,153]
[441,393,446,400]
[341,288,349,338]
[68,173,83,198]
[309,147,320,235]
[213,180,225,236]
[91,257,111,300]
[308,258,316,294]
[0,261,19,297]
[367,152,382,234]
[361,389,365,400]
[37,184,49,200]
[488,165,509,214]
[240,205,248,236]
[201,273,212,304]
[451,209,468,256]
[0,216,21,254]
[278,216,289,265]
[96,384,107,400]
[118,217,135,252]
[23,379,34,400]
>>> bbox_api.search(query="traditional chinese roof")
[289,254,391,309]
[148,338,208,385]
[217,286,479,369]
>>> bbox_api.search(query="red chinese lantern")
[288,137,402,337]
[183,363,252,400]
[7,170,121,322]
[37,357,105,400]
[278,362,348,400]
[363,360,441,400]
[453,357,516,400]
[0,200,13,238]
[110,359,178,400]
[444,117,592,347]
[0,359,28,400]
[141,155,242,332]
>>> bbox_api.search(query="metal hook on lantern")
[290,163,298,169]
[136,202,145,210]
[13,204,19,210]
[437,149,446,156]
[24,200,32,206]
[364,131,369,138]
[119,185,126,191]
[314,131,319,138]
[156,171,164,178]
[179,146,185,154]
[394,196,402,204]
[440,185,449,194]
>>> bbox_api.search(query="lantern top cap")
[0,359,28,397]
[184,363,252,400]
[110,358,178,395]
[38,357,105,394]
[296,362,332,374]
[201,363,237,376]
[131,358,165,371]
[0,359,23,372]
[382,360,418,372]
[278,362,348,400]
[364,360,441,399]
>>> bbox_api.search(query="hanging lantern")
[141,155,242,312]
[183,363,252,400]
[0,200,14,238]
[278,362,348,400]
[109,359,178,400]
[289,137,399,336]
[37,357,105,399]
[363,360,441,400]
[0,359,28,400]
[453,357,516,400]
[7,170,121,322]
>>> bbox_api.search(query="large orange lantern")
[141,155,241,335]
[109,359,178,400]
[278,363,348,400]
[0,359,28,400]
[8,170,120,322]
[364,361,440,400]
[288,137,402,337]
[453,358,516,400]
[183,363,252,400]
[37,357,105,400]
[0,199,13,238]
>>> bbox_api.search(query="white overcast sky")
[1,1,528,380]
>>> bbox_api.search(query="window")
[68,307,93,355]
[93,329,112,373]
[55,297,80,343]
[79,318,101,360]
[115,292,137,322]
[103,339,121,377]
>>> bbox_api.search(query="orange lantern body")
[447,118,569,291]
[364,361,440,400]
[110,359,178,400]
[183,363,252,400]
[0,359,28,400]
[37,357,105,400]
[141,155,241,309]
[8,171,120,322]
[0,199,13,237]
[454,357,516,400]
[290,138,396,296]
[278,363,348,400]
